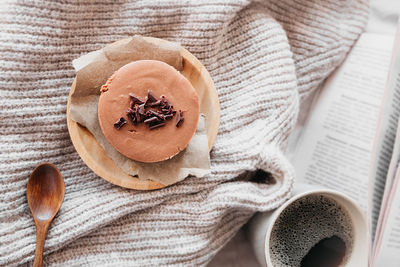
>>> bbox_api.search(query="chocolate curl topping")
[160,95,171,109]
[138,104,145,115]
[114,117,127,129]
[147,90,158,103]
[148,100,161,107]
[144,117,160,124]
[129,93,144,105]
[164,114,173,120]
[161,105,173,115]
[176,110,184,127]
[145,110,153,118]
[149,110,165,121]
[126,108,137,124]
[135,107,141,123]
[115,91,185,129]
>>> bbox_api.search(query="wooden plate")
[67,37,220,190]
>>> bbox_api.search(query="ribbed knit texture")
[0,0,368,266]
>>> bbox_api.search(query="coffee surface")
[269,195,353,267]
[300,235,346,267]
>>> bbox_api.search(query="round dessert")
[98,60,200,163]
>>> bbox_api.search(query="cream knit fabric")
[0,0,368,266]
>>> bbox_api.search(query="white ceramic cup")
[248,184,368,267]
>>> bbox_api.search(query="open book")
[290,20,400,266]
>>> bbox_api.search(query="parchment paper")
[69,35,210,186]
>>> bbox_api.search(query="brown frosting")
[98,60,200,163]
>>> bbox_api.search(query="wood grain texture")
[66,37,220,190]
[26,163,65,267]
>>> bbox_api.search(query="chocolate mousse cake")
[98,60,200,163]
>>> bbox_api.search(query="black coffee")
[269,195,353,267]
[300,235,346,267]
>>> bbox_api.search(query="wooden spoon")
[27,163,65,267]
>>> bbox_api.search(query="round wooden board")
[67,37,220,190]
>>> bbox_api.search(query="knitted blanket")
[0,0,368,266]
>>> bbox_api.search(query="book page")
[369,22,400,238]
[373,22,400,261]
[291,33,394,214]
[374,166,400,266]
[374,117,400,247]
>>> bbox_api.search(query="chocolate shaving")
[149,110,165,121]
[114,91,185,129]
[129,100,135,109]
[160,95,171,109]
[148,100,161,107]
[135,104,145,123]
[176,110,184,127]
[129,93,144,105]
[144,98,150,107]
[126,108,137,124]
[149,122,166,130]
[135,107,141,123]
[114,117,127,129]
[144,117,160,124]
[164,114,173,120]
[138,104,145,115]
[147,90,158,103]
[161,106,173,115]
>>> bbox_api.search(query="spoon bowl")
[27,163,65,267]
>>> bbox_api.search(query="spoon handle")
[33,222,49,267]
